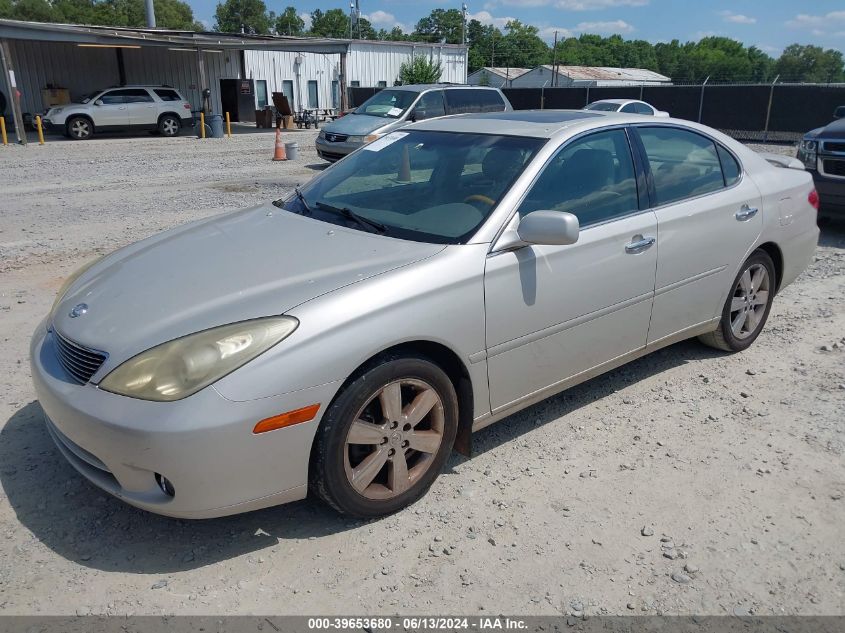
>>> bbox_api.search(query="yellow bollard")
[35,115,45,145]
[225,111,231,138]
[0,116,7,146]
[200,111,206,139]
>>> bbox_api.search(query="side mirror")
[517,210,580,246]
[94,99,103,106]
[410,109,428,122]
[834,106,845,119]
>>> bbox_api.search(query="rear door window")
[716,145,741,186]
[637,126,725,206]
[445,89,506,114]
[154,89,181,102]
[121,89,154,103]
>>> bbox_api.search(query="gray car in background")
[315,84,512,162]
[32,110,818,519]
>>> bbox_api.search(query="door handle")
[625,235,656,254]
[735,204,758,221]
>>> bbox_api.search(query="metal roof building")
[511,65,671,88]
[0,19,467,132]
[466,67,530,88]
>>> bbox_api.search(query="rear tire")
[159,115,180,137]
[699,249,776,352]
[310,355,458,518]
[66,116,93,140]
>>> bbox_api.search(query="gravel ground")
[0,133,843,617]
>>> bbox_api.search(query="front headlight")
[99,316,299,402]
[51,255,104,315]
[51,107,63,115]
[346,134,381,144]
[799,139,817,152]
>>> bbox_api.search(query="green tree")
[774,44,845,83]
[398,55,442,84]
[7,0,53,21]
[309,8,348,37]
[466,19,499,71]
[0,0,12,18]
[412,8,464,44]
[275,6,303,35]
[499,20,549,69]
[214,0,271,34]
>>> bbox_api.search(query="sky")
[192,0,845,56]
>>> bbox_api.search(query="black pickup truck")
[797,106,845,214]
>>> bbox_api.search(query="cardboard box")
[42,88,70,108]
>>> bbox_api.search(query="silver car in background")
[31,110,819,519]
[315,84,512,162]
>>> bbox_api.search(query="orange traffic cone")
[272,127,286,161]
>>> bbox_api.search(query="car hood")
[52,204,443,364]
[323,113,398,135]
[817,117,845,139]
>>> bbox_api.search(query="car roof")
[591,99,636,105]
[411,109,620,138]
[382,84,501,93]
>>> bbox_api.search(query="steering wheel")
[463,194,496,207]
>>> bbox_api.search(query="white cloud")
[787,11,845,29]
[467,10,518,29]
[574,19,634,34]
[366,10,396,26]
[538,26,574,40]
[299,12,312,30]
[719,11,756,25]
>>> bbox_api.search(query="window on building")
[377,81,387,88]
[282,80,295,110]
[255,80,268,108]
[307,80,319,108]
[332,80,339,109]
[351,81,360,87]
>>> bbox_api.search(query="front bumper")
[41,118,60,133]
[31,324,341,518]
[315,136,363,162]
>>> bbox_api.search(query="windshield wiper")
[314,201,387,234]
[272,187,313,215]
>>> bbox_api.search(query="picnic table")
[293,108,339,129]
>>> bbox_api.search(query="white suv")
[43,85,194,140]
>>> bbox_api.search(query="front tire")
[310,355,458,518]
[66,116,93,140]
[699,249,776,352]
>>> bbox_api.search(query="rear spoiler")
[758,152,805,170]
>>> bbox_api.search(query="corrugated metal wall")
[244,43,468,111]
[244,50,338,112]
[9,39,467,116]
[8,40,240,115]
[348,43,466,86]
[8,40,120,114]
[121,47,241,114]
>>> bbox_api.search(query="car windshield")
[354,89,419,118]
[585,102,620,112]
[279,130,546,244]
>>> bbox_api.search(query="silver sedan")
[31,110,819,519]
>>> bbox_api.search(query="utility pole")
[461,3,467,46]
[697,75,709,123]
[490,31,494,68]
[144,0,156,28]
[551,30,558,88]
[356,0,361,39]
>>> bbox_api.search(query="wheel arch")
[65,113,95,132]
[158,111,183,125]
[756,241,783,293]
[316,340,475,459]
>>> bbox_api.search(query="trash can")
[209,114,225,138]
[284,142,300,160]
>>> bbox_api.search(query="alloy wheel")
[70,120,90,139]
[162,118,178,136]
[343,378,445,500]
[730,263,770,339]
